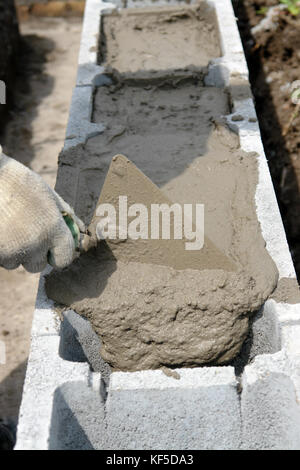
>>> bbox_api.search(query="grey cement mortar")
[62,76,229,223]
[270,277,300,304]
[100,4,221,73]
[60,310,111,383]
[46,72,278,371]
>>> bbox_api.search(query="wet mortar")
[100,4,221,73]
[46,74,278,371]
[45,3,284,372]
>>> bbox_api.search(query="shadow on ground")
[0,361,28,450]
[0,33,55,166]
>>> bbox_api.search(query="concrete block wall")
[105,368,241,450]
[15,0,300,450]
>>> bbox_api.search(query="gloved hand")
[0,146,85,273]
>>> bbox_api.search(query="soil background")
[233,0,300,280]
[0,14,82,441]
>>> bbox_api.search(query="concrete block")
[16,271,97,450]
[61,310,111,383]
[49,380,105,450]
[15,334,91,450]
[247,301,281,361]
[65,86,105,148]
[76,0,116,87]
[30,271,59,338]
[241,353,300,450]
[232,115,295,279]
[104,368,241,450]
[205,0,248,87]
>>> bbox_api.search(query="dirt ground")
[233,0,300,280]
[0,16,82,426]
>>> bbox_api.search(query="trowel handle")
[62,213,97,254]
[79,231,97,253]
[62,213,81,249]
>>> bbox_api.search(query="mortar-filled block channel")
[99,4,221,73]
[47,3,286,375]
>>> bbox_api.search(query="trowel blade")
[88,154,236,272]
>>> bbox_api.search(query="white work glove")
[0,146,85,273]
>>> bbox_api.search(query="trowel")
[66,154,236,272]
